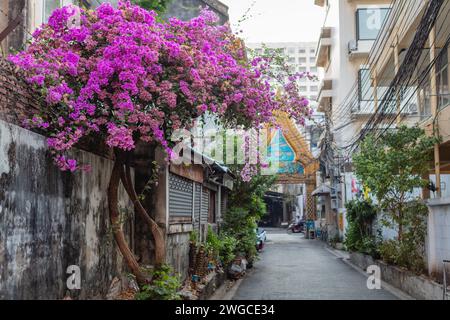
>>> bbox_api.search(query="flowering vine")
[10,1,311,172]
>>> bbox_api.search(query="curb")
[208,278,244,300]
[325,246,415,300]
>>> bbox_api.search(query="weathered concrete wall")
[426,197,450,280]
[0,119,133,299]
[167,224,193,281]
[350,252,444,300]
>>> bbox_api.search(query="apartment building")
[248,42,321,101]
[313,0,392,240]
[357,0,450,279]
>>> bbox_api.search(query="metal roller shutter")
[169,173,193,217]
[201,188,209,224]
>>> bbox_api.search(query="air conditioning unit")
[348,40,358,54]
[407,103,418,114]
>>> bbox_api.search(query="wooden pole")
[429,26,441,198]
[373,69,378,113]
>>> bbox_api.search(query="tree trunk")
[108,157,147,285]
[398,202,404,242]
[121,163,167,266]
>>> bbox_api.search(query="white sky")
[221,0,325,43]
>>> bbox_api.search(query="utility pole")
[429,26,441,198]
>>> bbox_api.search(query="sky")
[221,0,325,44]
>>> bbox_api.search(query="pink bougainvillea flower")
[10,1,311,174]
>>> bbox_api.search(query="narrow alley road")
[232,229,398,300]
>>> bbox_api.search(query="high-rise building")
[247,42,322,103]
[246,42,325,155]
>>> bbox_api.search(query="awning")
[311,185,333,197]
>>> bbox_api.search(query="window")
[436,48,450,109]
[310,67,318,73]
[310,57,316,63]
[43,0,77,23]
[44,0,63,22]
[299,86,307,92]
[298,67,307,73]
[298,57,307,63]
[310,86,319,92]
[299,48,306,54]
[356,8,390,40]
[88,0,119,8]
[310,49,316,54]
[288,57,296,63]
[288,48,296,54]
[358,68,373,101]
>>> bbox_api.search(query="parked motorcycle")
[287,220,304,233]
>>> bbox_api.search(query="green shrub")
[205,226,237,267]
[218,235,237,266]
[135,264,181,300]
[344,199,379,257]
[205,226,221,260]
[222,207,258,262]
[379,200,427,274]
[189,230,198,244]
[379,240,398,265]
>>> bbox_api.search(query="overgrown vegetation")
[135,264,181,300]
[205,226,237,267]
[344,199,379,257]
[222,175,276,263]
[353,126,436,274]
[132,0,171,14]
[378,201,428,273]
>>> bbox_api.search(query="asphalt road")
[232,228,398,300]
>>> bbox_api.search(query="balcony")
[348,39,374,60]
[315,27,332,68]
[349,8,390,61]
[314,0,326,6]
[351,101,376,119]
[317,79,333,113]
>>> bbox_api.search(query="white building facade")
[313,0,392,240]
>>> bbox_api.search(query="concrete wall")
[426,197,450,280]
[166,228,192,281]
[350,252,444,300]
[0,119,133,299]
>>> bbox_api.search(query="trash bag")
[228,257,247,279]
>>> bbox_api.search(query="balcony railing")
[315,27,332,68]
[317,79,333,112]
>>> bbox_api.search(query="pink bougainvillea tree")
[10,1,311,283]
